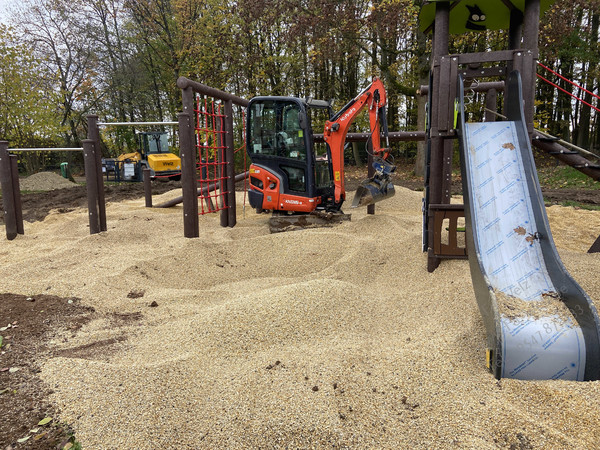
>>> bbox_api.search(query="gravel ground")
[1,187,600,448]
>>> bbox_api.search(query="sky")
[0,0,15,24]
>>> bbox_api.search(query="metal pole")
[143,168,152,207]
[10,154,23,235]
[98,121,179,127]
[0,142,17,240]
[224,100,236,228]
[87,115,107,231]
[83,139,100,234]
[179,111,199,238]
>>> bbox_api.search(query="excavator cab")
[247,97,335,213]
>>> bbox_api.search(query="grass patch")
[545,200,600,210]
[537,164,600,190]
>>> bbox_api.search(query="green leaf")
[38,417,53,426]
[0,335,3,348]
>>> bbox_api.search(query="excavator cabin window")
[248,100,307,161]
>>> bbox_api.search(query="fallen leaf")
[0,336,3,348]
[38,417,53,426]
[63,442,74,450]
[0,388,9,395]
[34,432,48,441]
[8,367,20,373]
[0,368,8,372]
[30,428,40,433]
[17,436,31,443]
[0,326,9,332]
[26,297,35,302]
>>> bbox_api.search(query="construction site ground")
[0,164,599,449]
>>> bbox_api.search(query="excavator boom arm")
[323,78,389,205]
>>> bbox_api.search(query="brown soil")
[0,294,95,449]
[0,180,183,225]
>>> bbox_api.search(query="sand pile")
[1,187,600,448]
[18,171,77,191]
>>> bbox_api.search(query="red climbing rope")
[536,72,600,113]
[538,62,600,103]
[194,96,229,215]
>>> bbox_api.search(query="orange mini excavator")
[246,78,396,230]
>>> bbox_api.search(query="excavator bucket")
[351,157,396,208]
[352,179,395,208]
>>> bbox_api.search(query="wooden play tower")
[420,0,600,271]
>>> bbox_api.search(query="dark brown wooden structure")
[421,0,546,272]
[1,140,104,239]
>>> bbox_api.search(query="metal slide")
[457,71,600,380]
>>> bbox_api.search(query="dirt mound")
[19,172,78,192]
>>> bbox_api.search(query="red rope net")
[194,96,228,215]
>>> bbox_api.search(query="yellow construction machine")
[114,131,181,181]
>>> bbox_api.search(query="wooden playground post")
[83,139,101,234]
[179,108,199,238]
[87,115,107,231]
[10,154,24,235]
[0,141,19,240]
[216,110,228,227]
[366,141,375,215]
[143,168,152,207]
[224,99,236,228]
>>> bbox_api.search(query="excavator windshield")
[248,100,307,161]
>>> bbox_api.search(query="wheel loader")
[115,131,181,181]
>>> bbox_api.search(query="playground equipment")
[0,139,105,239]
[245,78,396,231]
[420,0,600,380]
[458,71,600,380]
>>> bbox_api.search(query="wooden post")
[143,168,152,207]
[217,110,228,227]
[83,139,100,234]
[10,154,23,235]
[367,141,375,215]
[521,0,540,134]
[87,115,107,231]
[589,235,600,253]
[0,141,17,240]
[179,110,199,238]
[484,89,498,123]
[427,0,450,272]
[224,99,236,227]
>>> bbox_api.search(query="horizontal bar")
[9,147,83,152]
[419,81,504,95]
[98,121,178,126]
[176,77,250,107]
[314,131,426,143]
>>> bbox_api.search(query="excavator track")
[268,211,351,233]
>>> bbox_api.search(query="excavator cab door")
[247,97,325,212]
